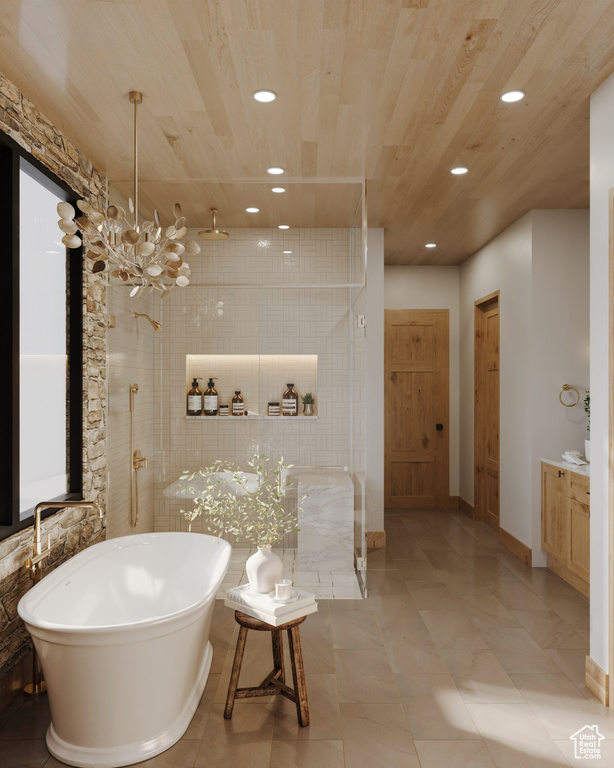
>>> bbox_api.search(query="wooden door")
[475,293,500,530]
[541,462,567,563]
[384,310,449,508]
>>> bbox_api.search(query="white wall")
[589,73,614,672]
[530,210,590,567]
[459,213,534,545]
[366,229,385,533]
[384,266,460,496]
[459,211,589,559]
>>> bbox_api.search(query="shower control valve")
[133,450,148,470]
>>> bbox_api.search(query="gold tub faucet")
[26,500,103,582]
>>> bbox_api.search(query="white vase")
[245,547,283,593]
[585,439,591,462]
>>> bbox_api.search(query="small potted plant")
[301,392,315,416]
[584,390,590,462]
[179,452,305,593]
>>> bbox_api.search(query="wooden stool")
[224,610,310,726]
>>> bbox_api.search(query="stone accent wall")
[0,71,107,688]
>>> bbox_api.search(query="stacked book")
[225,584,318,626]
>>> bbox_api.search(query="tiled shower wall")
[105,287,156,539]
[153,228,354,534]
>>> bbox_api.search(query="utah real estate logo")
[570,725,605,760]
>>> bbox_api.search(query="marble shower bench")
[297,471,354,573]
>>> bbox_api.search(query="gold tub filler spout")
[24,500,103,696]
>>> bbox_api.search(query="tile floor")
[219,547,363,599]
[1,507,612,767]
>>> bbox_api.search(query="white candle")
[275,579,293,601]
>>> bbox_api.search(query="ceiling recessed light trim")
[451,166,468,175]
[245,207,259,213]
[253,89,277,103]
[267,166,285,175]
[425,243,437,248]
[500,89,525,103]
[271,187,286,193]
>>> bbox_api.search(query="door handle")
[436,424,443,431]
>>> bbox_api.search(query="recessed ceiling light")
[267,167,285,175]
[278,224,290,230]
[451,166,468,175]
[271,187,286,193]
[500,89,525,103]
[253,89,277,103]
[283,250,292,254]
[425,243,437,248]
[246,207,259,213]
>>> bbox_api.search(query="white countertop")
[541,458,590,478]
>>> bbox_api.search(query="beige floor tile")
[334,649,399,703]
[424,549,471,573]
[272,673,341,741]
[365,569,411,595]
[396,673,481,739]
[466,556,514,581]
[485,579,550,611]
[438,571,495,596]
[299,626,336,674]
[270,739,345,768]
[331,609,384,650]
[382,631,448,674]
[509,672,614,740]
[0,697,51,741]
[137,738,201,767]
[441,649,525,704]
[340,702,419,768]
[366,548,398,570]
[194,702,274,768]
[420,610,489,650]
[545,649,598,698]
[0,740,50,768]
[555,734,614,765]
[457,595,520,631]
[510,610,588,650]
[182,673,219,740]
[466,701,570,767]
[407,534,454,550]
[394,559,443,582]
[414,739,496,767]
[515,568,579,599]
[405,582,462,611]
[481,627,561,674]
[541,596,590,639]
[388,541,431,561]
[370,593,427,635]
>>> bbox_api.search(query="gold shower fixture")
[199,208,229,240]
[134,313,162,331]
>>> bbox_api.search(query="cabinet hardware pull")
[558,470,565,477]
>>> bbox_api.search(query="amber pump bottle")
[187,378,203,416]
[283,383,299,416]
[232,391,245,416]
[204,377,218,416]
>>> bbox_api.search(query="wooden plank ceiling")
[1,0,613,264]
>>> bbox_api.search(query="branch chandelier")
[57,91,200,297]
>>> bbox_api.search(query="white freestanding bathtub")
[17,532,231,768]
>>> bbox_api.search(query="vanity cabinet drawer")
[567,472,590,504]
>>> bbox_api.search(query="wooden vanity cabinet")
[541,462,590,597]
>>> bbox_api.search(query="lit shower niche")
[185,354,318,419]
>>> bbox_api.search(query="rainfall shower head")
[198,208,229,240]
[134,313,162,331]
